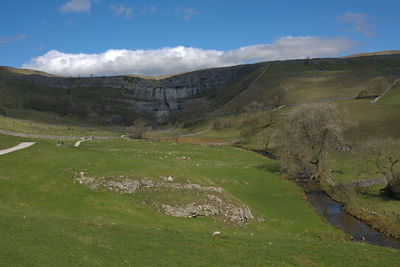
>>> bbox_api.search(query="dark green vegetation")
[1,134,400,266]
[2,53,400,265]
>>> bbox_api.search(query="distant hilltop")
[0,51,399,124]
[343,50,400,58]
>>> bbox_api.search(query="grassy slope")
[151,61,400,240]
[0,115,124,138]
[2,55,400,264]
[0,66,55,77]
[1,134,399,265]
[1,55,399,127]
[217,57,400,113]
[320,82,400,238]
[343,50,400,58]
[0,77,139,125]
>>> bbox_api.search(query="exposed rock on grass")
[74,172,224,194]
[74,171,253,225]
[161,199,253,225]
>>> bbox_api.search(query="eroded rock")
[74,172,253,225]
[160,195,254,225]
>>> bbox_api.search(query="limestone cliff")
[3,63,263,121]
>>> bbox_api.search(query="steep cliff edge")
[1,53,400,124]
[0,63,264,122]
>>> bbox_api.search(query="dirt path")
[0,142,36,155]
[344,177,387,188]
[200,140,238,146]
[214,65,270,113]
[160,123,214,140]
[371,79,400,103]
[0,129,120,140]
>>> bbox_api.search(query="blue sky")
[0,0,399,76]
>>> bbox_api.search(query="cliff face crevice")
[6,63,263,121]
[3,54,399,123]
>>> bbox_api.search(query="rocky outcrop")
[4,63,263,121]
[3,53,399,121]
[74,172,253,225]
[161,200,253,224]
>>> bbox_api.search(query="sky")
[0,0,399,76]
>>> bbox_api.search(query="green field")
[1,134,400,265]
[0,115,124,138]
[2,55,400,265]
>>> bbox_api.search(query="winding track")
[370,79,400,103]
[160,123,214,140]
[214,64,270,113]
[0,142,36,155]
[0,129,120,140]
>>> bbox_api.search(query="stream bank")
[299,180,400,249]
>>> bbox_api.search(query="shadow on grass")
[356,186,398,202]
[255,162,281,174]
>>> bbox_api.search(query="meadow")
[1,133,400,265]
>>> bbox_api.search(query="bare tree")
[128,119,147,139]
[271,88,285,107]
[357,77,389,98]
[274,103,354,179]
[258,112,277,152]
[357,138,400,199]
[173,133,180,143]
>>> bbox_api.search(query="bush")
[128,119,148,139]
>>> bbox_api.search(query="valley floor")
[1,133,400,266]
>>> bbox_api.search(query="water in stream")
[252,150,400,249]
[306,190,400,249]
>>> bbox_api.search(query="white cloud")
[176,6,200,21]
[141,5,156,15]
[338,12,375,37]
[59,0,91,14]
[110,4,134,20]
[22,36,356,77]
[0,34,27,44]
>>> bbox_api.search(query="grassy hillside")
[0,66,55,77]
[1,134,400,265]
[0,77,146,125]
[1,54,399,127]
[215,56,400,113]
[343,50,400,58]
[2,54,400,265]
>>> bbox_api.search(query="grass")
[0,115,124,138]
[320,86,400,238]
[343,50,400,58]
[0,134,30,150]
[217,57,399,113]
[1,134,400,265]
[328,181,400,239]
[2,54,400,265]
[0,66,55,77]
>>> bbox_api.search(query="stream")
[252,149,400,249]
[306,190,400,249]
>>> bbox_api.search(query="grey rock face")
[9,63,263,121]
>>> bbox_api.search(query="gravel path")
[0,142,36,155]
[0,129,120,140]
[159,123,214,140]
[371,79,400,103]
[214,64,270,113]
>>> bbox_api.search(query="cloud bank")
[338,12,375,37]
[110,4,134,20]
[23,36,356,77]
[59,0,92,14]
[0,34,27,45]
